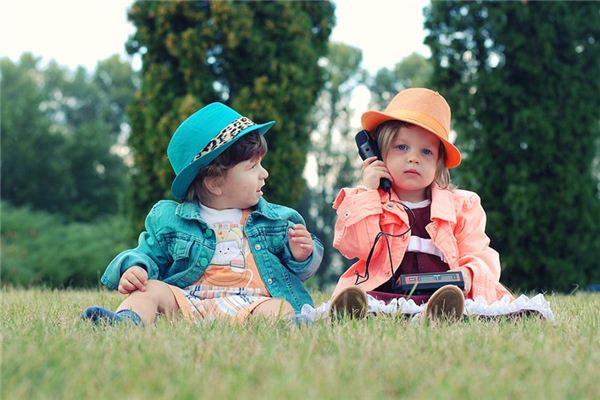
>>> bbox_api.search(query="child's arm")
[453,193,509,302]
[332,187,384,261]
[101,202,172,290]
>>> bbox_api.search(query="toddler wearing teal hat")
[83,103,323,325]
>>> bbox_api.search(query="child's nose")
[408,151,420,163]
[261,165,269,179]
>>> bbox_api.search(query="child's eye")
[422,149,434,156]
[396,144,408,151]
[250,160,262,169]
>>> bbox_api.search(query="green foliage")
[1,55,65,212]
[299,42,364,286]
[424,1,600,292]
[3,289,600,399]
[367,52,433,110]
[1,202,133,287]
[125,0,335,232]
[0,54,135,221]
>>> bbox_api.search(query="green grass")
[2,289,599,399]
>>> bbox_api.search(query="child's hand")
[361,156,392,190]
[457,267,472,295]
[288,224,313,262]
[118,266,148,294]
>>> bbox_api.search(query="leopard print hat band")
[191,116,255,164]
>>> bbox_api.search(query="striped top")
[376,199,449,293]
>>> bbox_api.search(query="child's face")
[383,125,440,202]
[214,156,269,209]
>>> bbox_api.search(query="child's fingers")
[288,225,313,254]
[288,225,312,243]
[367,163,391,177]
[289,225,311,236]
[118,280,135,294]
[363,159,386,173]
[361,156,379,167]
[126,274,146,292]
[290,236,313,248]
[132,267,148,285]
[289,223,307,232]
[378,171,392,181]
[292,238,312,246]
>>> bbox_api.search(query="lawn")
[2,289,599,399]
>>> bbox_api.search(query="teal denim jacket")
[100,198,323,313]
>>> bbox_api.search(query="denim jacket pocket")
[168,238,195,275]
[259,223,288,254]
[173,239,192,260]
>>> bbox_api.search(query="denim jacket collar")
[175,201,204,222]
[250,197,282,221]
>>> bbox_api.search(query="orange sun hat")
[361,88,461,168]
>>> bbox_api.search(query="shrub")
[1,202,133,287]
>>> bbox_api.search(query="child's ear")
[204,176,223,196]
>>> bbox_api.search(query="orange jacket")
[331,185,513,304]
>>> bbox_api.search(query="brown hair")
[375,120,452,190]
[185,132,268,202]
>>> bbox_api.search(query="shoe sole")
[330,287,368,320]
[425,285,464,321]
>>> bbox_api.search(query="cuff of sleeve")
[455,266,474,295]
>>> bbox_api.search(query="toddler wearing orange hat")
[329,88,513,320]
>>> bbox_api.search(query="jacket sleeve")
[100,203,171,290]
[453,193,510,302]
[332,187,384,261]
[280,210,324,281]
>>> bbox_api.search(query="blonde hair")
[375,120,453,190]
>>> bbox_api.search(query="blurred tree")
[1,54,135,220]
[367,52,432,110]
[125,0,335,231]
[1,55,67,211]
[94,55,141,137]
[425,1,600,292]
[299,42,364,287]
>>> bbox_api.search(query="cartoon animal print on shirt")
[202,223,254,287]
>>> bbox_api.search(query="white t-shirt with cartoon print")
[196,203,267,290]
[166,203,272,321]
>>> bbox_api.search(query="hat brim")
[362,110,461,169]
[171,120,275,199]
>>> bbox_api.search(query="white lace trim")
[298,293,555,322]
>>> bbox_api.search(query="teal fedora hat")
[167,102,275,199]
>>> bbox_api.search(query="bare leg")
[251,298,295,320]
[117,280,179,324]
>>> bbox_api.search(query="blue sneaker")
[82,306,142,325]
